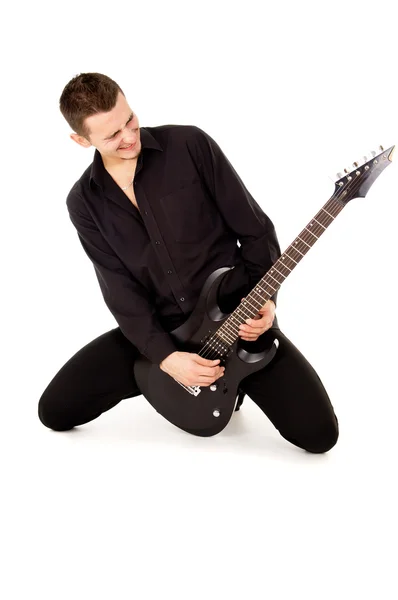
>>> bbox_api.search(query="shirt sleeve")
[67,205,179,365]
[189,126,281,313]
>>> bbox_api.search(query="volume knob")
[210,384,218,391]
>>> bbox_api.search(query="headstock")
[333,145,394,204]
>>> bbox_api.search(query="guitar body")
[133,268,278,437]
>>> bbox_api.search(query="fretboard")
[214,196,345,348]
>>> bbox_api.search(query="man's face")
[70,91,141,164]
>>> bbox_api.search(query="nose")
[121,125,138,145]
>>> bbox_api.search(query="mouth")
[119,142,136,151]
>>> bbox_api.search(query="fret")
[272,265,287,278]
[288,245,305,258]
[263,280,277,291]
[267,273,281,285]
[219,328,235,344]
[217,331,233,344]
[297,235,312,248]
[313,217,326,229]
[276,260,292,273]
[235,305,252,320]
[251,288,263,301]
[253,283,268,294]
[257,282,272,293]
[320,207,335,220]
[245,296,262,312]
[282,253,297,265]
[305,226,319,239]
[257,281,274,294]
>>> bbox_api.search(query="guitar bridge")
[174,379,202,396]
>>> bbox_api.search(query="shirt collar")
[89,127,163,190]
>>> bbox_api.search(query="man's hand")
[159,351,225,387]
[239,299,276,342]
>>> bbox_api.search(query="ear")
[70,133,91,148]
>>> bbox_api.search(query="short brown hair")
[59,72,125,140]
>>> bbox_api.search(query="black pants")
[38,326,339,453]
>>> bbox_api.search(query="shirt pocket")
[159,181,215,243]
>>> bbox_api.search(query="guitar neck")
[216,195,345,345]
[247,196,345,307]
[211,144,394,348]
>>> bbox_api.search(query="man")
[38,72,339,453]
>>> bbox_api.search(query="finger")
[239,332,258,339]
[254,322,273,332]
[198,375,219,382]
[258,307,274,319]
[240,334,261,341]
[240,324,263,335]
[245,315,267,326]
[197,374,223,386]
[197,366,225,377]
[248,316,274,328]
[194,355,220,366]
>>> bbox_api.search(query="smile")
[119,142,136,151]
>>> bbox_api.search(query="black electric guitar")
[134,145,395,436]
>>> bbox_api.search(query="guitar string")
[196,197,342,362]
[199,145,390,361]
[195,162,375,363]
[197,197,342,360]
[198,162,376,360]
[197,205,340,361]
[197,202,341,361]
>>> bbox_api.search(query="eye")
[108,116,134,140]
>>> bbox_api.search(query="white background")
[2,1,397,598]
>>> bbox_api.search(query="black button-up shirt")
[66,125,281,364]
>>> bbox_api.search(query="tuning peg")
[379,145,384,151]
[370,150,377,157]
[336,172,344,179]
[352,162,360,169]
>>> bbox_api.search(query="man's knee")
[304,420,339,453]
[284,417,339,454]
[38,394,75,431]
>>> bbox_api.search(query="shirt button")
[144,210,148,215]
[167,270,173,274]
[180,297,185,301]
[155,240,160,245]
